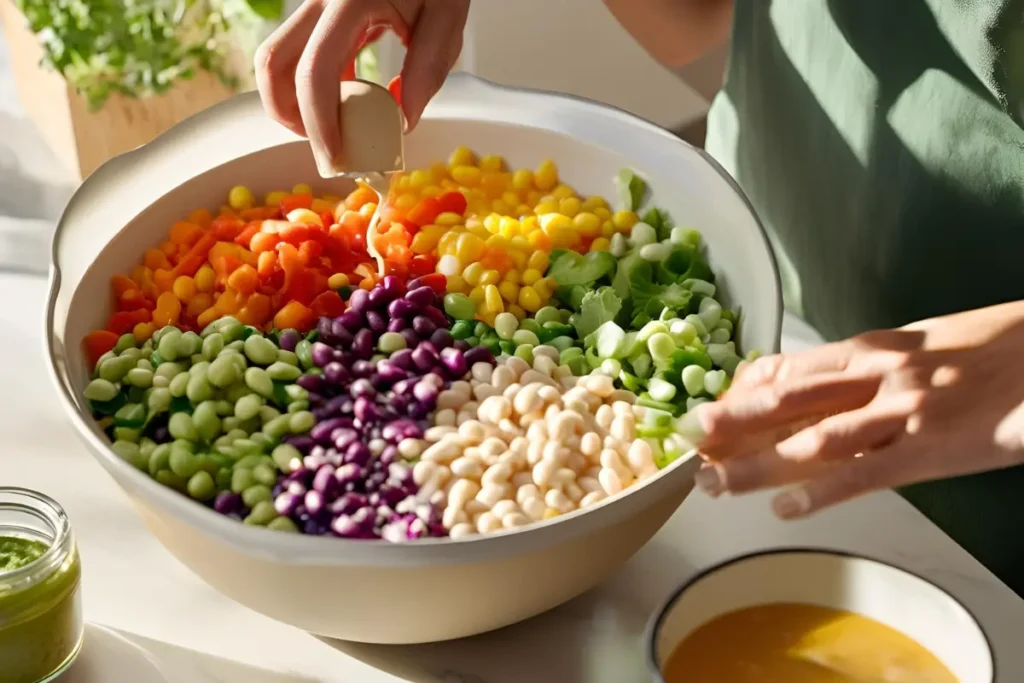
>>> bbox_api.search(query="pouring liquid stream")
[336,171,392,278]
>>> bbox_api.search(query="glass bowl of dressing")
[647,548,994,683]
[0,487,84,683]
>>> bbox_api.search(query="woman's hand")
[693,301,1024,519]
[254,0,470,170]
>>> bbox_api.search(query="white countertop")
[3,272,1022,683]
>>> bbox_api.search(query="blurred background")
[0,0,725,276]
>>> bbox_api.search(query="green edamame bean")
[201,332,224,361]
[247,432,272,452]
[259,406,281,424]
[189,360,210,378]
[377,332,407,354]
[152,375,169,389]
[215,468,233,490]
[111,440,144,469]
[155,470,187,492]
[287,400,310,414]
[288,410,314,434]
[221,416,241,433]
[511,329,540,347]
[148,444,171,477]
[220,321,244,343]
[172,439,196,454]
[224,382,252,402]
[513,344,534,365]
[180,331,202,356]
[225,428,248,441]
[232,439,263,456]
[559,346,584,363]
[243,335,279,366]
[188,354,203,366]
[252,463,276,487]
[276,350,299,366]
[114,333,137,354]
[272,444,301,473]
[98,357,130,383]
[113,427,141,443]
[213,400,233,416]
[186,374,214,403]
[244,501,277,526]
[157,329,182,361]
[224,340,244,352]
[126,367,153,388]
[168,372,190,397]
[119,347,141,362]
[139,438,157,457]
[517,318,540,335]
[245,368,275,398]
[266,362,301,382]
[234,394,263,421]
[135,358,154,372]
[262,415,291,441]
[494,312,518,340]
[442,293,476,320]
[168,412,198,441]
[267,516,299,533]
[295,340,313,369]
[231,468,255,493]
[192,401,221,441]
[84,378,119,402]
[94,351,116,373]
[169,447,200,478]
[242,484,272,508]
[548,336,574,352]
[186,471,216,501]
[535,306,561,326]
[370,353,387,364]
[284,384,308,402]
[154,362,184,381]
[234,455,264,470]
[208,355,242,388]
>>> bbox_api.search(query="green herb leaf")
[628,261,694,317]
[546,249,616,287]
[244,0,285,20]
[570,287,623,339]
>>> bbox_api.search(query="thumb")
[399,0,470,129]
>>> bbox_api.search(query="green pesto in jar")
[0,536,83,683]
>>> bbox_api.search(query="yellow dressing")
[662,603,957,683]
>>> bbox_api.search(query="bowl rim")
[644,546,997,682]
[44,73,783,563]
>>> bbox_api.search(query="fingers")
[255,0,325,137]
[729,340,858,391]
[694,400,910,496]
[699,371,880,449]
[296,0,404,174]
[399,0,470,129]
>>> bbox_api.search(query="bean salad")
[81,148,756,541]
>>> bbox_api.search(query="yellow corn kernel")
[477,310,498,327]
[483,214,502,234]
[512,169,533,190]
[409,169,431,189]
[612,210,639,232]
[410,229,441,255]
[467,222,492,240]
[451,165,482,187]
[509,249,528,270]
[449,146,476,167]
[534,200,559,215]
[594,207,612,221]
[468,286,486,303]
[590,237,611,252]
[484,234,510,251]
[581,196,609,212]
[527,251,549,272]
[508,304,527,321]
[292,183,313,196]
[197,307,219,328]
[498,280,520,303]
[518,286,542,313]
[421,185,443,198]
[311,198,337,214]
[446,274,468,293]
[480,155,504,172]
[264,190,288,208]
[500,190,520,208]
[521,268,542,286]
[480,269,501,286]
[440,179,459,191]
[498,217,520,238]
[533,279,551,300]
[534,159,558,191]
[172,276,197,302]
[394,193,418,212]
[228,185,255,211]
[393,174,411,192]
[430,162,450,182]
[552,184,575,201]
[520,216,540,234]
[503,268,522,285]
[437,211,465,226]
[526,231,547,249]
[526,190,544,207]
[574,212,601,237]
[514,204,533,218]
[601,220,616,238]
[490,199,511,215]
[558,197,581,218]
[483,285,504,313]
[540,214,577,247]
[437,232,460,255]
[194,265,215,293]
[462,262,486,286]
[133,322,156,343]
[328,273,350,289]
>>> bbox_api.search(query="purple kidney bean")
[387,318,406,333]
[366,310,387,334]
[464,345,496,366]
[411,315,436,338]
[352,329,374,359]
[214,491,243,516]
[439,347,468,378]
[381,275,405,298]
[405,286,434,309]
[274,491,302,517]
[429,329,454,350]
[278,329,300,352]
[347,288,370,314]
[424,306,449,329]
[388,298,415,319]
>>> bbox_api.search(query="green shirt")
[706,0,1024,594]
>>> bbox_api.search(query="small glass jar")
[0,488,84,683]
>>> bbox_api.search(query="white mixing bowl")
[45,74,782,644]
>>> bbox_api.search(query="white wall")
[377,2,713,130]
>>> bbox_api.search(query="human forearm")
[603,0,734,68]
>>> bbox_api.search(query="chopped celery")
[595,321,626,359]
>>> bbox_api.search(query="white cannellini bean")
[516,484,541,505]
[463,401,480,415]
[397,438,424,459]
[429,489,447,506]
[608,389,636,404]
[519,409,545,428]
[450,456,484,479]
[600,448,628,473]
[476,483,511,508]
[464,499,489,517]
[563,399,589,416]
[532,345,559,362]
[566,452,588,473]
[478,396,513,423]
[551,467,577,488]
[545,489,575,513]
[578,476,602,493]
[583,374,615,397]
[434,408,457,427]
[473,383,502,401]
[610,416,635,441]
[449,523,475,539]
[512,471,534,489]
[456,411,475,426]
[542,441,568,465]
[626,440,657,475]
[497,418,523,440]
[509,436,529,455]
[599,467,624,495]
[490,366,515,391]
[581,491,606,508]
[471,362,493,384]
[479,437,506,458]
[526,420,548,442]
[611,401,633,418]
[502,513,532,529]
[491,499,520,519]
[526,440,544,465]
[498,450,527,471]
[424,425,458,442]
[595,404,614,431]
[502,383,522,400]
[533,356,558,377]
[482,462,512,487]
[412,460,438,486]
[504,356,531,379]
[565,482,584,503]
[532,458,558,487]
[520,369,557,387]
[443,506,468,529]
[580,432,602,457]
[513,384,543,415]
[436,390,463,410]
[521,496,546,520]
[537,385,563,404]
[449,380,472,397]
[476,512,503,534]
[422,438,462,463]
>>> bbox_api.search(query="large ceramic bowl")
[44,74,782,644]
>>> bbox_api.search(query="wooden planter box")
[1,0,250,181]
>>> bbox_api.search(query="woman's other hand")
[693,302,1024,519]
[254,0,470,171]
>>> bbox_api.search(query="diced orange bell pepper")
[188,208,214,229]
[173,232,218,279]
[344,186,379,211]
[118,289,154,312]
[407,197,441,228]
[257,251,277,278]
[227,264,259,294]
[280,194,313,215]
[233,221,262,247]
[409,254,438,278]
[83,330,119,366]
[437,191,468,216]
[211,215,245,241]
[310,290,345,318]
[280,223,313,245]
[273,300,317,333]
[111,274,138,298]
[250,232,280,254]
